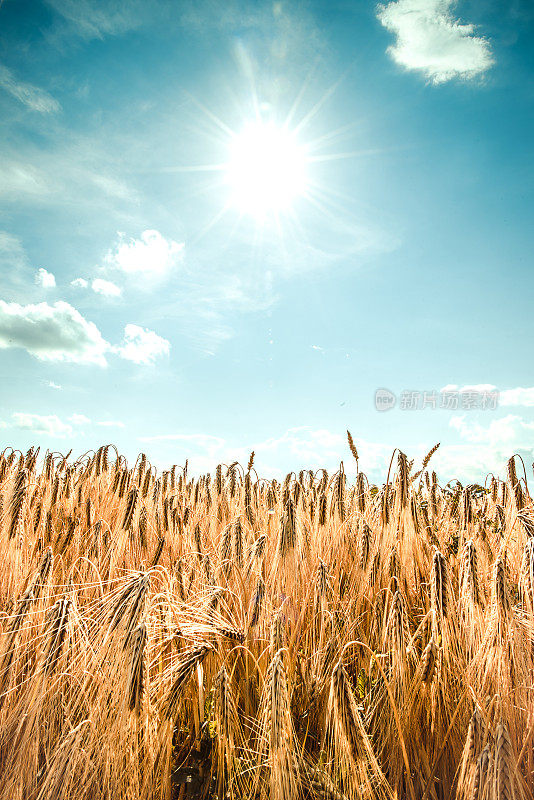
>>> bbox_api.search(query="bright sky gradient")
[1,0,533,482]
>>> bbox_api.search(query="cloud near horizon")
[377,0,494,83]
[138,420,534,485]
[12,412,73,437]
[5,411,124,437]
[450,413,534,447]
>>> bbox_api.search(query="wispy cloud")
[35,268,56,289]
[0,232,27,271]
[69,413,91,425]
[157,267,274,353]
[89,174,136,200]
[0,140,137,209]
[0,64,61,113]
[44,0,147,39]
[0,161,48,200]
[377,0,494,83]
[1,233,52,297]
[178,0,326,72]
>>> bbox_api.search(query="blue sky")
[1,0,533,481]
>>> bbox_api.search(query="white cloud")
[441,383,496,393]
[117,323,170,365]
[35,267,56,288]
[12,412,72,437]
[71,277,122,297]
[0,300,109,366]
[500,387,534,408]
[443,384,534,408]
[429,415,534,482]
[91,278,122,297]
[8,412,93,437]
[450,414,534,447]
[105,230,184,280]
[0,63,61,113]
[0,301,174,370]
[377,0,494,83]
[69,413,91,425]
[46,381,62,390]
[431,444,502,483]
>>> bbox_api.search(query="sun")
[174,79,362,243]
[226,121,307,218]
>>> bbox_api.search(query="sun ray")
[152,163,227,174]
[305,120,363,151]
[283,59,322,130]
[307,148,385,163]
[183,90,236,138]
[189,202,234,247]
[292,70,352,136]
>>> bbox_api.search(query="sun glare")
[227,122,307,218]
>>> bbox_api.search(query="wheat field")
[0,437,532,800]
